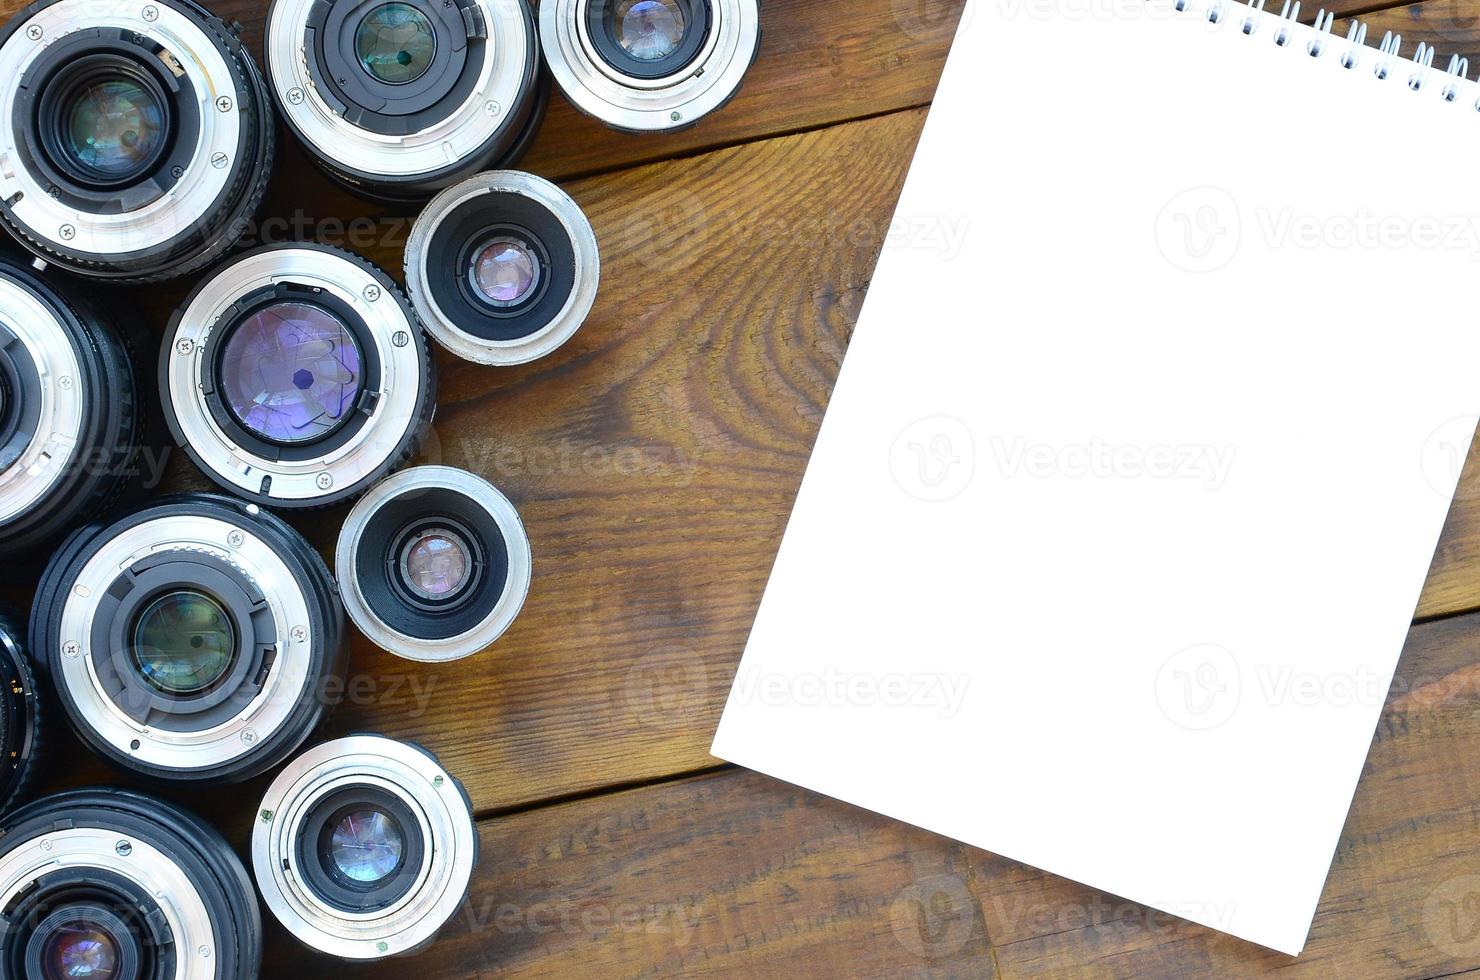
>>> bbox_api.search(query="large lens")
[130,590,234,695]
[41,923,120,980]
[355,3,437,84]
[469,237,540,307]
[328,808,405,883]
[217,302,364,445]
[614,0,687,61]
[63,76,165,179]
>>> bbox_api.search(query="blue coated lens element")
[330,808,405,883]
[615,0,687,61]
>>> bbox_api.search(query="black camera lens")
[406,170,598,365]
[30,493,348,784]
[540,0,759,132]
[266,0,546,204]
[0,788,261,979]
[253,735,476,960]
[160,243,436,508]
[0,256,150,560]
[0,0,275,282]
[336,465,531,662]
[0,608,41,820]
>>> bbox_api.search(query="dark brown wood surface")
[2,0,1478,976]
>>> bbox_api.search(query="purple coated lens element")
[218,302,363,444]
[616,0,686,61]
[43,924,120,980]
[469,238,538,307]
[399,528,471,599]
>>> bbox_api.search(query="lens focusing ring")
[29,493,348,783]
[337,465,531,662]
[267,0,543,201]
[0,257,147,559]
[0,788,262,979]
[161,243,436,508]
[406,170,599,366]
[0,0,275,281]
[253,735,477,961]
[540,0,760,132]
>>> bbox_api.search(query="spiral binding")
[1174,0,1480,109]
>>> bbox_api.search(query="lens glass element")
[615,0,687,61]
[131,589,235,695]
[219,302,364,444]
[64,77,166,179]
[329,808,405,883]
[469,238,539,307]
[399,528,472,600]
[355,3,438,85]
[41,922,120,980]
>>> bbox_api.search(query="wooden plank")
[252,608,1479,977]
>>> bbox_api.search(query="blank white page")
[711,0,1480,955]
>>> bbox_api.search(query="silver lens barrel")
[253,735,477,961]
[0,0,274,281]
[266,0,544,202]
[540,0,760,132]
[336,465,531,662]
[161,243,436,509]
[405,170,599,365]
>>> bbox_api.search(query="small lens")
[329,808,405,883]
[219,302,364,445]
[469,238,539,306]
[399,529,471,600]
[131,590,235,695]
[614,0,687,61]
[355,3,438,85]
[41,923,120,980]
[64,77,165,178]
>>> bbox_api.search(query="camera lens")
[0,0,275,282]
[406,170,599,366]
[0,788,261,979]
[0,256,150,560]
[161,243,436,509]
[540,0,760,132]
[253,735,477,960]
[336,466,530,662]
[30,493,348,784]
[266,0,546,204]
[0,609,41,819]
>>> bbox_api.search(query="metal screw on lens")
[290,625,307,642]
[316,472,333,489]
[363,284,381,302]
[25,24,41,39]
[260,809,273,822]
[671,111,682,122]
[57,376,72,390]
[115,840,132,857]
[241,729,257,745]
[142,4,157,19]
[433,775,445,788]
[62,641,79,658]
[216,96,232,112]
[198,946,211,959]
[59,224,74,240]
[227,530,244,548]
[392,331,409,348]
[176,338,194,355]
[485,100,501,116]
[287,87,304,105]
[211,152,228,169]
[376,942,389,954]
[41,840,51,851]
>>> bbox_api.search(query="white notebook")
[711,0,1480,956]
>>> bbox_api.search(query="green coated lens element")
[131,590,235,695]
[354,3,437,85]
[64,78,165,178]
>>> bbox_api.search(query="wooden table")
[6,0,1480,975]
